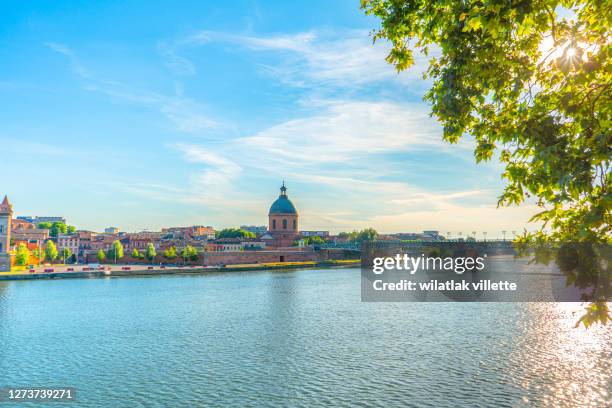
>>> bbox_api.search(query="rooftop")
[269,183,298,215]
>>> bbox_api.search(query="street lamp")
[502,230,507,241]
[483,232,487,242]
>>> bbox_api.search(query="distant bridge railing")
[320,240,516,251]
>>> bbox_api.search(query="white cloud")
[160,98,218,133]
[46,42,219,134]
[101,95,536,232]
[240,100,446,164]
[157,41,196,75]
[174,144,241,187]
[42,36,534,234]
[0,137,77,156]
[367,204,541,236]
[123,98,525,232]
[45,42,92,78]
[184,29,432,89]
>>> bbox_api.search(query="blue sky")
[0,0,537,235]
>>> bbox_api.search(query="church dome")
[269,183,298,215]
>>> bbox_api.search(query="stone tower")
[268,182,299,247]
[0,195,13,271]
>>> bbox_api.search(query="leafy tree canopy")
[163,246,178,260]
[145,243,157,261]
[60,247,72,260]
[32,248,43,262]
[216,228,256,239]
[108,240,124,261]
[181,245,199,261]
[41,222,77,237]
[308,236,327,245]
[362,0,610,325]
[15,243,30,266]
[50,222,67,237]
[338,228,378,242]
[44,240,58,262]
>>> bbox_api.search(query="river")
[0,268,609,407]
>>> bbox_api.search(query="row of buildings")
[0,185,444,270]
[1,185,340,268]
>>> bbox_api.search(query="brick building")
[0,196,13,271]
[57,234,80,257]
[268,183,299,248]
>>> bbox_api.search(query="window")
[0,225,3,233]
[272,219,276,230]
[293,219,296,229]
[282,219,287,229]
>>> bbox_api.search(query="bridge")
[321,240,516,253]
[315,239,515,254]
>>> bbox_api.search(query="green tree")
[37,222,52,230]
[60,247,72,263]
[49,222,68,237]
[362,0,610,326]
[189,246,198,261]
[338,228,378,243]
[67,225,76,234]
[145,243,157,262]
[32,248,43,263]
[357,228,378,242]
[163,246,177,260]
[97,250,106,262]
[180,245,198,262]
[131,248,141,259]
[44,240,58,262]
[304,236,326,246]
[15,243,30,266]
[107,240,124,263]
[216,228,256,239]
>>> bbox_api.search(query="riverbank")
[0,259,360,281]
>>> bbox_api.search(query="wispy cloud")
[157,41,196,75]
[45,42,92,78]
[41,34,528,233]
[240,100,447,164]
[115,98,504,231]
[46,42,219,135]
[174,143,241,187]
[0,137,78,156]
[173,28,432,89]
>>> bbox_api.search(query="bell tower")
[0,195,13,271]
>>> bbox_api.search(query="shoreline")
[0,260,361,281]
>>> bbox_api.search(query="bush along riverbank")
[0,259,361,281]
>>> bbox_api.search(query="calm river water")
[0,268,610,407]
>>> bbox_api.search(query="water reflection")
[513,303,610,407]
[0,271,609,407]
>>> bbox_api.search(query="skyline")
[0,0,539,234]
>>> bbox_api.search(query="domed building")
[268,182,299,247]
